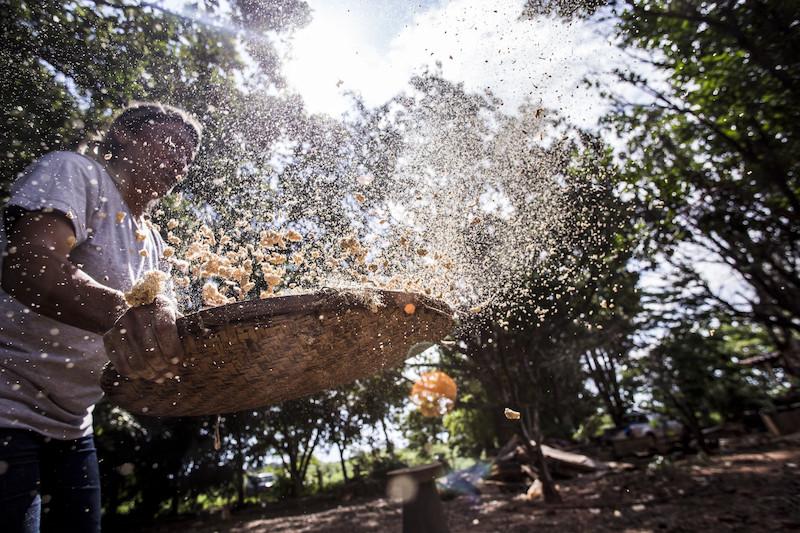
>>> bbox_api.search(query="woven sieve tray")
[100,288,454,417]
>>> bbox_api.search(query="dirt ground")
[144,435,800,533]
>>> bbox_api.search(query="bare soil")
[143,435,800,532]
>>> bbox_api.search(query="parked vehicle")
[245,471,276,495]
[603,412,686,457]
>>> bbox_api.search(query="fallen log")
[489,435,619,482]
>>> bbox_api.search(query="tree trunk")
[667,390,709,453]
[779,334,800,377]
[380,416,394,455]
[292,473,303,498]
[236,468,245,508]
[287,450,302,498]
[584,349,627,426]
[336,441,349,482]
[235,430,246,508]
[106,471,120,527]
[526,404,562,504]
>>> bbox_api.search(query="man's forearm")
[2,246,128,335]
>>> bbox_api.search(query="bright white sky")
[283,0,625,127]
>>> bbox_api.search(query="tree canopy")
[603,0,800,372]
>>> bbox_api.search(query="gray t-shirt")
[0,151,172,440]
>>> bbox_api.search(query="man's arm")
[2,210,127,335]
[2,209,182,381]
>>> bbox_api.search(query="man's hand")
[103,295,184,382]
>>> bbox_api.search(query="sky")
[282,0,626,127]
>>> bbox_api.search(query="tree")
[0,0,319,245]
[640,321,772,450]
[581,267,642,427]
[1,0,245,190]
[341,64,644,501]
[320,388,361,483]
[321,368,409,481]
[93,401,215,524]
[473,143,638,502]
[402,410,448,459]
[602,0,800,373]
[257,397,326,498]
[442,380,501,458]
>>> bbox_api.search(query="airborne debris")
[150,62,608,329]
[125,270,169,307]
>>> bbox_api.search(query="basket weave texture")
[101,289,453,416]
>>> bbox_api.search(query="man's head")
[99,102,203,198]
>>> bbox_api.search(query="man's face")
[120,121,197,199]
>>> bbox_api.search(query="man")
[0,102,202,532]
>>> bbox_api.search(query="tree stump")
[387,462,449,533]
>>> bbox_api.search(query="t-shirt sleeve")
[6,152,101,244]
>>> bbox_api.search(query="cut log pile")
[488,435,616,484]
[437,436,633,499]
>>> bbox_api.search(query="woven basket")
[101,288,453,416]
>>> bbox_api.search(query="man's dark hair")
[85,102,203,158]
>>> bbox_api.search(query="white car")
[607,413,685,457]
[246,472,276,495]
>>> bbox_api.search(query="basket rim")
[178,287,452,332]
